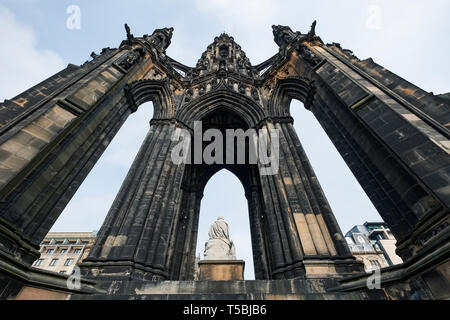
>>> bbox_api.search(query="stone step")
[71,292,372,300]
[69,279,388,300]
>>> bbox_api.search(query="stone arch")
[166,105,270,280]
[268,77,313,117]
[176,89,267,129]
[125,79,175,118]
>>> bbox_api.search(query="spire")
[186,33,255,79]
[307,20,317,40]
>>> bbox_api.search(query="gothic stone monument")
[0,21,449,299]
[198,217,245,281]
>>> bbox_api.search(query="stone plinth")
[198,260,245,281]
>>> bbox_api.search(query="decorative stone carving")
[185,32,255,81]
[144,27,174,53]
[272,21,322,54]
[238,83,246,95]
[184,88,193,102]
[198,84,206,95]
[306,20,317,41]
[272,25,301,48]
[251,87,259,100]
[124,23,134,45]
[204,217,236,260]
[327,42,359,60]
[117,47,145,71]
[297,44,322,68]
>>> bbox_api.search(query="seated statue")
[204,217,236,260]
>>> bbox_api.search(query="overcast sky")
[1,1,449,279]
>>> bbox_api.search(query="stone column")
[307,43,448,261]
[0,46,149,269]
[166,185,202,280]
[282,121,351,257]
[257,120,306,279]
[246,183,271,280]
[257,119,362,278]
[81,120,186,283]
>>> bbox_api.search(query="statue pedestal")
[198,260,245,281]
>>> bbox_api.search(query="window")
[376,233,385,240]
[381,254,391,266]
[35,259,44,266]
[60,249,67,254]
[73,249,82,254]
[64,258,73,266]
[46,249,54,254]
[370,260,380,268]
[49,258,58,266]
[59,271,66,274]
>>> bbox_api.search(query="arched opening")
[49,102,154,234]
[167,106,268,280]
[196,169,254,280]
[289,99,383,234]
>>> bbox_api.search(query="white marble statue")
[204,216,236,260]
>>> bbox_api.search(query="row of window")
[43,240,89,245]
[34,258,73,267]
[43,248,82,254]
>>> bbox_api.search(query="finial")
[307,20,317,40]
[125,23,134,45]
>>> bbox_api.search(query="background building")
[345,222,403,272]
[32,231,97,275]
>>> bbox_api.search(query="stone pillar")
[283,122,351,257]
[166,185,202,280]
[246,182,271,280]
[81,120,186,284]
[306,42,449,261]
[0,49,130,266]
[257,121,306,279]
[257,119,363,278]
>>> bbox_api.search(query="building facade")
[345,222,403,272]
[32,232,97,275]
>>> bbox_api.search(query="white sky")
[0,1,448,280]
